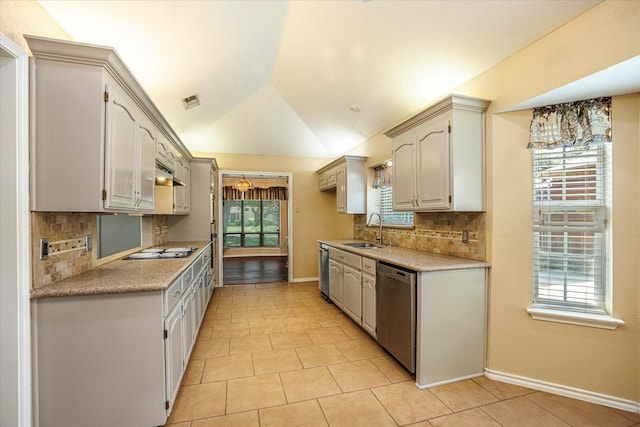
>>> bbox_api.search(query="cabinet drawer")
[164,276,183,314]
[362,257,376,275]
[329,247,361,269]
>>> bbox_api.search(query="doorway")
[217,172,292,285]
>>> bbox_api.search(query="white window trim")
[526,307,624,330]
[530,142,620,325]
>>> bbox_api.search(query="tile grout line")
[522,393,576,427]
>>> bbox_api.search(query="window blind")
[532,143,608,313]
[379,186,413,226]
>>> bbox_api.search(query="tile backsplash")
[31,212,97,289]
[153,215,169,245]
[31,212,169,289]
[354,211,486,261]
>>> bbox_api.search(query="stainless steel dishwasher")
[318,243,330,301]
[376,262,416,373]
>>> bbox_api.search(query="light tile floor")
[165,282,640,427]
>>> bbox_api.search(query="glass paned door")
[223,200,280,247]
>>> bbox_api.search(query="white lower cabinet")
[328,248,375,335]
[32,243,214,427]
[416,268,487,388]
[328,258,344,309]
[183,285,197,360]
[342,264,362,324]
[361,257,376,338]
[164,300,185,414]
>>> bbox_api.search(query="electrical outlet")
[461,230,469,243]
[40,238,49,260]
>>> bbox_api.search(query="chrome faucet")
[367,212,383,246]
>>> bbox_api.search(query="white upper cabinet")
[26,35,187,213]
[104,82,138,210]
[156,133,176,171]
[137,119,156,211]
[386,94,490,212]
[317,156,367,214]
[173,158,191,214]
[103,81,155,212]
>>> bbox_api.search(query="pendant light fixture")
[235,176,252,198]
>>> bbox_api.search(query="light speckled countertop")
[31,241,211,299]
[319,239,490,272]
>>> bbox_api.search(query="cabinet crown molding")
[385,94,490,138]
[316,155,367,174]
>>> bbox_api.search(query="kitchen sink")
[343,242,382,249]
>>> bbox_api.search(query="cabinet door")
[416,115,451,210]
[362,273,376,338]
[104,83,137,210]
[328,259,344,308]
[164,302,184,415]
[137,121,156,211]
[174,158,188,213]
[391,131,417,211]
[183,163,191,213]
[156,135,174,169]
[342,264,362,324]
[183,286,197,361]
[335,164,347,213]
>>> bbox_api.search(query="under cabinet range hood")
[155,165,173,186]
[155,162,184,187]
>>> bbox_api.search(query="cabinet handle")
[172,290,181,298]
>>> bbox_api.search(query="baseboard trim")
[485,369,640,414]
[290,277,318,284]
[415,372,484,389]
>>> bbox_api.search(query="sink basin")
[344,242,382,249]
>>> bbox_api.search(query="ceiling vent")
[182,94,200,110]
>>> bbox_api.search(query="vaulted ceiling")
[38,0,602,158]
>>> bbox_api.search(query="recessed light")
[182,94,200,110]
[348,104,360,112]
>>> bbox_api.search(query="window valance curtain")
[222,176,288,200]
[527,97,611,150]
[373,164,392,188]
[222,186,288,201]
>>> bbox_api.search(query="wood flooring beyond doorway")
[223,256,288,285]
[165,282,640,427]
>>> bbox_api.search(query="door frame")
[217,171,293,284]
[0,33,32,426]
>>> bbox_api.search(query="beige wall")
[348,0,640,403]
[457,1,639,403]
[0,0,70,50]
[194,152,355,280]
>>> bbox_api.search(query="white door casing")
[217,171,293,284]
[0,33,31,427]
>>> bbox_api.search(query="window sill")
[526,307,625,330]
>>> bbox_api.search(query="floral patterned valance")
[527,97,611,150]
